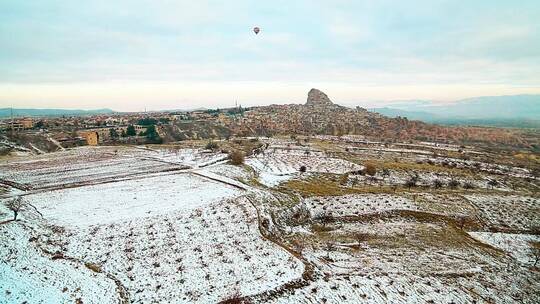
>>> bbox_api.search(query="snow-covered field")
[26,172,241,228]
[278,217,540,304]
[0,146,229,192]
[0,222,118,304]
[469,232,540,264]
[0,147,305,303]
[140,148,228,168]
[305,194,416,217]
[57,197,304,303]
[1,144,539,304]
[464,195,539,231]
[247,149,362,187]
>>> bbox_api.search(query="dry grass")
[369,159,471,176]
[282,177,358,197]
[84,262,102,273]
[311,223,335,233]
[282,175,404,197]
[229,150,245,166]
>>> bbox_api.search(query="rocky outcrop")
[306,88,333,107]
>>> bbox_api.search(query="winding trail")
[37,244,130,304]
[2,219,130,303]
[222,195,317,303]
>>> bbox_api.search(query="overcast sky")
[1,0,539,111]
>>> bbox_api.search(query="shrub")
[0,147,12,156]
[404,174,419,189]
[432,179,443,189]
[355,233,369,243]
[455,215,467,229]
[364,163,377,176]
[463,181,475,189]
[487,179,499,189]
[205,141,219,150]
[339,173,349,185]
[229,150,245,165]
[448,179,460,189]
[85,263,102,273]
[299,165,307,173]
[220,289,248,304]
[404,180,416,189]
[109,128,119,139]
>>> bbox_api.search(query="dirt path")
[30,222,131,304]
[40,246,130,304]
[224,195,317,303]
[191,171,249,190]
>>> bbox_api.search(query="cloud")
[0,0,539,110]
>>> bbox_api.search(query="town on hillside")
[1,89,537,156]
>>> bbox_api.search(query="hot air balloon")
[253,27,260,35]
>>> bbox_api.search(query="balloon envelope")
[253,27,260,34]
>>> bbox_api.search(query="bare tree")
[325,242,334,259]
[487,179,499,189]
[404,171,419,189]
[463,181,475,189]
[381,168,391,181]
[5,197,26,221]
[314,211,332,227]
[455,215,467,230]
[405,176,418,189]
[432,179,443,189]
[448,178,460,189]
[531,241,540,268]
[355,233,369,246]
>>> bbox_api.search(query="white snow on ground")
[271,274,476,304]
[348,146,434,155]
[3,145,539,303]
[62,197,304,303]
[305,194,416,217]
[193,170,249,190]
[25,172,242,228]
[464,195,539,231]
[145,148,228,168]
[0,147,234,191]
[203,163,252,182]
[281,217,540,304]
[469,232,540,264]
[247,150,362,187]
[0,222,118,304]
[0,147,179,190]
[1,158,178,190]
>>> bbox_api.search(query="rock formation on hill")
[306,88,334,107]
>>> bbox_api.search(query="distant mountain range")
[0,108,114,118]
[370,95,540,128]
